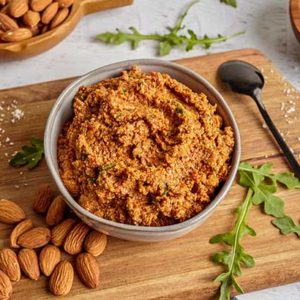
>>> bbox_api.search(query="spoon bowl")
[218,60,264,96]
[0,0,133,60]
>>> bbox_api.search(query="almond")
[76,253,100,289]
[0,199,25,224]
[51,218,76,247]
[0,12,18,32]
[41,2,58,24]
[57,0,73,8]
[18,227,51,249]
[33,184,53,213]
[84,230,107,257]
[49,260,74,296]
[31,0,52,12]
[64,222,90,255]
[23,10,40,27]
[0,248,21,282]
[50,7,68,29]
[1,28,32,42]
[18,248,40,280]
[45,195,66,226]
[10,219,33,248]
[0,270,12,300]
[9,0,28,18]
[39,245,61,277]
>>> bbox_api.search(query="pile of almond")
[0,184,107,298]
[0,0,74,43]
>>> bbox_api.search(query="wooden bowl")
[290,0,300,43]
[0,0,133,60]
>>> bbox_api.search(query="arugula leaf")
[210,189,255,300]
[238,163,300,219]
[9,138,44,169]
[212,162,300,299]
[252,187,285,217]
[220,0,237,7]
[96,1,242,56]
[272,216,300,237]
[238,162,300,190]
[274,173,300,189]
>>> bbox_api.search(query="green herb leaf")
[162,183,169,196]
[212,162,300,300]
[101,163,116,172]
[272,216,300,237]
[175,106,184,114]
[274,172,300,189]
[159,41,172,56]
[210,188,254,300]
[9,138,44,169]
[220,0,237,7]
[96,1,242,56]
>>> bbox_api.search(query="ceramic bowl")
[44,59,241,242]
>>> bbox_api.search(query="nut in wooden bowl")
[0,0,133,59]
[0,0,72,43]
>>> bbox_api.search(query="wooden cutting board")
[0,48,299,299]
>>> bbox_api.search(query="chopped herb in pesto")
[175,107,184,114]
[101,163,116,172]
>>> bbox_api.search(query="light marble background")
[1,0,300,298]
[0,0,300,90]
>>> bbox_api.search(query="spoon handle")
[253,91,300,178]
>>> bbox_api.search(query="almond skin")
[0,248,21,282]
[23,10,40,27]
[31,0,52,12]
[46,195,66,226]
[84,230,107,257]
[76,253,100,289]
[33,184,53,213]
[57,0,73,8]
[39,245,61,277]
[51,218,76,247]
[49,260,74,296]
[9,0,29,18]
[18,248,40,280]
[50,7,69,29]
[0,12,18,32]
[18,227,51,249]
[0,199,25,224]
[64,222,90,255]
[10,219,33,248]
[41,2,58,24]
[0,270,12,300]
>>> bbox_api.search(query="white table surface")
[1,0,300,299]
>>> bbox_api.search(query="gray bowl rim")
[44,58,241,233]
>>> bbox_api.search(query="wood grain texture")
[0,49,299,299]
[290,0,300,43]
[0,0,133,60]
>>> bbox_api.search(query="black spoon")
[218,60,300,178]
